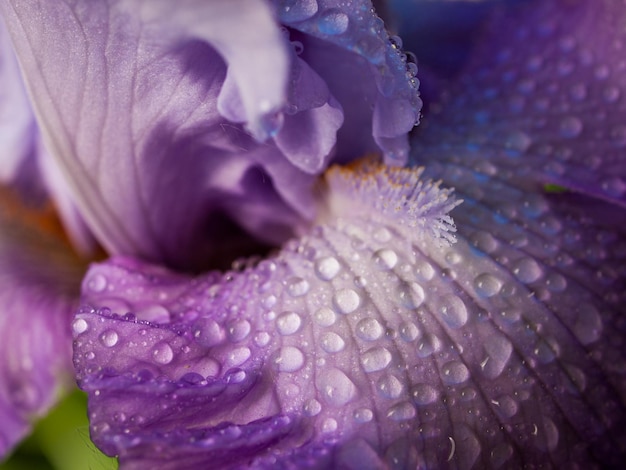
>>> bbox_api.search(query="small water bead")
[318,368,357,406]
[573,303,603,345]
[322,418,338,433]
[320,332,345,353]
[333,289,361,314]
[377,374,404,399]
[279,0,318,22]
[99,330,119,348]
[86,273,107,293]
[192,318,224,347]
[152,342,174,365]
[438,294,468,329]
[277,311,302,335]
[361,347,392,373]
[303,399,322,417]
[470,231,499,254]
[353,408,373,423]
[504,130,532,154]
[373,249,398,270]
[354,276,368,288]
[512,257,543,283]
[314,307,336,327]
[473,273,502,298]
[318,9,349,35]
[286,277,310,297]
[137,304,170,324]
[315,256,341,281]
[72,318,88,335]
[399,322,419,341]
[227,347,251,367]
[262,295,277,309]
[387,402,416,422]
[396,282,425,309]
[559,116,583,138]
[493,395,518,418]
[414,260,434,281]
[356,318,384,341]
[482,335,513,379]
[533,337,559,364]
[273,346,304,372]
[545,272,567,292]
[416,333,441,358]
[227,320,251,342]
[373,227,392,243]
[254,331,270,347]
[411,383,439,405]
[441,361,470,385]
[602,175,626,196]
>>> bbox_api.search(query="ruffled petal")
[0,189,85,458]
[414,0,626,206]
[276,0,423,164]
[0,0,308,271]
[74,154,625,467]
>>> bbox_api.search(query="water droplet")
[416,333,441,358]
[373,227,392,242]
[322,418,338,432]
[72,318,88,335]
[399,322,419,341]
[227,347,251,367]
[545,272,567,292]
[152,342,174,365]
[373,249,398,270]
[377,374,403,399]
[99,330,119,348]
[318,368,357,406]
[482,335,513,379]
[137,305,170,324]
[387,402,416,421]
[320,332,345,353]
[396,282,425,309]
[512,257,543,283]
[315,256,341,281]
[437,294,468,329]
[279,0,318,22]
[277,311,302,335]
[303,398,322,416]
[504,130,532,155]
[603,86,621,103]
[356,318,384,341]
[559,116,583,138]
[470,231,499,254]
[227,320,251,342]
[314,307,336,327]
[272,346,304,372]
[254,331,270,347]
[573,303,602,344]
[474,273,502,297]
[441,361,470,385]
[286,277,310,297]
[415,260,435,281]
[333,289,361,314]
[493,395,518,418]
[361,347,392,373]
[411,383,439,405]
[87,273,107,293]
[353,408,373,423]
[192,318,225,347]
[318,9,349,35]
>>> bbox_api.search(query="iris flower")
[1,0,625,468]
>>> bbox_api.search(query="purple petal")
[0,189,84,457]
[276,0,423,164]
[74,158,625,467]
[414,0,626,206]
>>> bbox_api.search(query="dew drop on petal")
[318,9,349,35]
[473,273,502,298]
[280,0,318,22]
[72,318,88,335]
[415,260,435,281]
[192,318,225,347]
[399,322,420,341]
[356,318,384,341]
[416,333,441,358]
[273,346,305,372]
[318,368,357,406]
[396,282,425,309]
[512,257,543,283]
[86,273,107,293]
[320,332,345,353]
[373,249,398,270]
[99,330,119,348]
[361,347,392,373]
[322,418,338,433]
[314,307,336,327]
[559,116,583,138]
[227,347,251,368]
[438,294,469,329]
[303,398,322,417]
[254,331,271,347]
[315,256,341,281]
[152,342,174,365]
[277,311,302,335]
[286,277,310,297]
[333,289,361,314]
[387,402,416,421]
[377,374,404,399]
[354,408,373,423]
[441,361,470,385]
[411,383,439,405]
[227,319,251,342]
